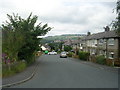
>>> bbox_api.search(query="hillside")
[40,34,86,44]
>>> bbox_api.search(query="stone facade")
[79,30,120,66]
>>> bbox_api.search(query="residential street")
[11,55,118,88]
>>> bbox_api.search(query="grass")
[2,61,26,77]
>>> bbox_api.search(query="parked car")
[60,52,67,58]
[48,51,57,55]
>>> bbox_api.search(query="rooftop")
[81,30,120,40]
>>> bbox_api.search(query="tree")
[2,14,25,61]
[64,45,72,52]
[2,13,52,64]
[112,0,120,35]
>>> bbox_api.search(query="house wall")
[107,38,119,59]
[80,38,119,60]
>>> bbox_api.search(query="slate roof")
[71,40,80,44]
[81,30,120,40]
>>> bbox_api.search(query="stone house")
[79,29,120,66]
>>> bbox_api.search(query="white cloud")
[0,0,117,36]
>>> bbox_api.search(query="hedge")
[96,55,106,65]
[67,52,73,57]
[78,51,90,61]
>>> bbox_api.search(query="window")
[99,50,104,55]
[99,39,104,44]
[91,49,96,55]
[108,39,114,46]
[92,40,97,47]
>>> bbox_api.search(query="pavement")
[1,55,119,88]
[69,57,119,73]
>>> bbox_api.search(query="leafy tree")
[59,42,64,51]
[64,45,72,52]
[48,42,55,51]
[2,14,25,61]
[2,13,52,64]
[112,0,120,35]
[48,42,64,52]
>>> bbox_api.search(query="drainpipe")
[106,39,108,59]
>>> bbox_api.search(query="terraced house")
[80,27,120,66]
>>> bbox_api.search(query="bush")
[78,52,90,61]
[96,55,106,65]
[73,55,79,59]
[68,52,73,57]
[64,46,72,52]
[12,62,26,73]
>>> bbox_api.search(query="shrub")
[78,51,90,61]
[64,46,72,52]
[96,55,106,65]
[73,55,79,59]
[68,52,73,57]
[12,62,26,73]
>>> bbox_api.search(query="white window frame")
[108,38,114,46]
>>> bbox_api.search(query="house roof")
[81,30,120,40]
[63,39,74,45]
[71,40,80,44]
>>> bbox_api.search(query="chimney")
[104,26,110,32]
[87,31,91,36]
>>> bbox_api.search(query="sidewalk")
[69,57,119,73]
[2,58,40,88]
[81,61,119,72]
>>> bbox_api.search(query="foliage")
[64,45,72,52]
[112,0,120,35]
[2,61,26,77]
[48,42,56,51]
[67,52,73,57]
[2,70,15,77]
[48,42,63,51]
[96,55,106,65]
[12,61,26,73]
[2,13,52,64]
[78,51,90,61]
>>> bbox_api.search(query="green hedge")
[67,52,73,57]
[78,51,90,61]
[96,55,106,65]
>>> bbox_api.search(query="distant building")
[41,46,47,51]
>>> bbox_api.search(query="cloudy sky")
[0,0,117,36]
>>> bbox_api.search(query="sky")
[0,0,117,36]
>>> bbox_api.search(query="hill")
[40,34,86,44]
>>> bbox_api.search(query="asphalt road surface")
[11,55,118,88]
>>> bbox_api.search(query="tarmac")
[1,56,119,88]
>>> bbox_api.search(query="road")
[12,55,118,88]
